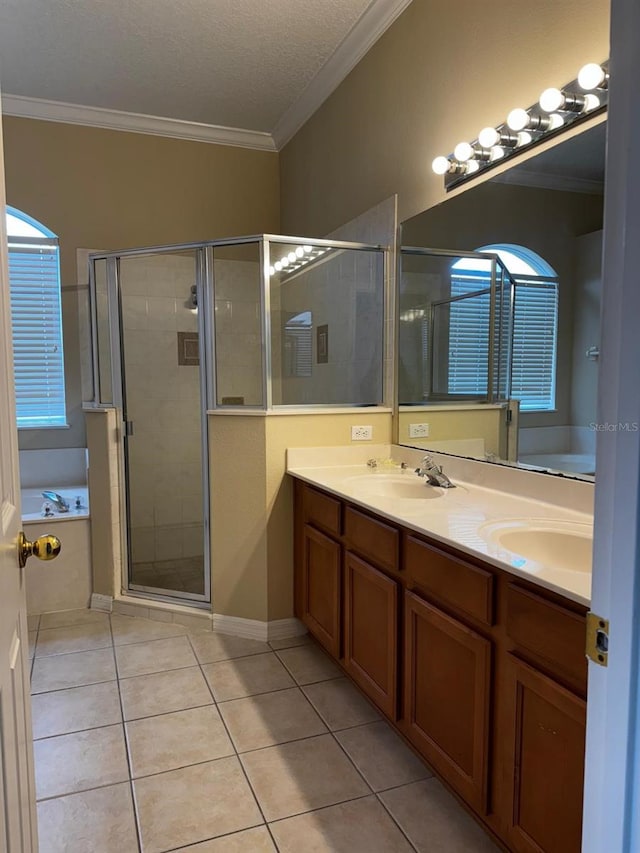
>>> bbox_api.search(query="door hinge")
[506,407,513,425]
[125,420,134,437]
[586,611,609,666]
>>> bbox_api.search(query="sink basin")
[495,529,592,573]
[480,519,593,574]
[344,474,444,501]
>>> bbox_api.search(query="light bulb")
[489,146,505,162]
[547,113,565,130]
[295,246,304,258]
[269,266,275,276]
[583,93,601,111]
[287,252,297,263]
[539,88,565,113]
[465,160,480,174]
[432,156,451,175]
[478,127,500,148]
[507,108,530,131]
[303,245,312,253]
[454,142,474,162]
[578,62,607,90]
[281,257,289,267]
[516,131,533,146]
[274,261,282,271]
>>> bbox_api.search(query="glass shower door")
[118,249,209,602]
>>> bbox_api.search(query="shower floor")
[131,556,204,595]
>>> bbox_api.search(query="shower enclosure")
[89,236,387,606]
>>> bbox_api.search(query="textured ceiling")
[0,0,374,132]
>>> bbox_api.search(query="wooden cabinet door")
[302,524,342,658]
[404,591,491,813]
[504,654,586,853]
[344,552,398,719]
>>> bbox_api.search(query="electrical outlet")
[351,425,373,441]
[409,422,430,438]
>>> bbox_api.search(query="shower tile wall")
[120,253,204,596]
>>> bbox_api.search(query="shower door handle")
[125,420,134,437]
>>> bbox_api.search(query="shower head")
[185,284,198,312]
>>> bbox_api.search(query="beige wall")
[572,230,603,427]
[3,116,280,449]
[279,0,610,235]
[397,407,505,459]
[86,408,122,599]
[209,411,392,621]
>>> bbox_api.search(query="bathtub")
[23,485,92,615]
[518,453,596,476]
[22,486,90,522]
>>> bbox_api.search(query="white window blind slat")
[7,235,67,428]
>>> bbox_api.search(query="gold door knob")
[18,532,61,569]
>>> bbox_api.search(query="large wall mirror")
[397,117,605,479]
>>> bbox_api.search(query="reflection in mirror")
[398,120,605,478]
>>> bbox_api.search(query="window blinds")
[448,276,491,395]
[8,239,67,428]
[447,272,558,411]
[511,279,558,412]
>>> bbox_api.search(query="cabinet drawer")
[302,485,341,537]
[344,506,399,574]
[506,584,587,691]
[405,535,494,626]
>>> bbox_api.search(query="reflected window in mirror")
[473,245,559,413]
[283,310,312,378]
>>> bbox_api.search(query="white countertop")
[286,447,593,607]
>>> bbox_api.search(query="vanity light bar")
[432,60,609,190]
[269,245,327,277]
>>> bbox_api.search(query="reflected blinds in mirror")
[511,278,558,411]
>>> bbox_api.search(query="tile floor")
[29,610,500,853]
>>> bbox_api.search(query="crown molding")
[492,168,605,195]
[271,0,414,149]
[1,94,277,151]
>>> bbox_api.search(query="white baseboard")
[213,614,306,643]
[106,593,305,641]
[90,593,113,612]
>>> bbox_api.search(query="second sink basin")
[480,518,593,574]
[344,474,444,501]
[496,529,592,574]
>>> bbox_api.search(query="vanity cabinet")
[301,524,342,658]
[292,479,588,853]
[503,655,586,853]
[404,591,491,813]
[344,552,399,719]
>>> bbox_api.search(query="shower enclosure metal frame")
[88,234,389,608]
[398,246,515,406]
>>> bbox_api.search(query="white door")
[0,106,39,848]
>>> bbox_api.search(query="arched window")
[6,206,67,428]
[450,244,558,412]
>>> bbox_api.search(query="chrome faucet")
[415,455,455,489]
[41,491,70,512]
